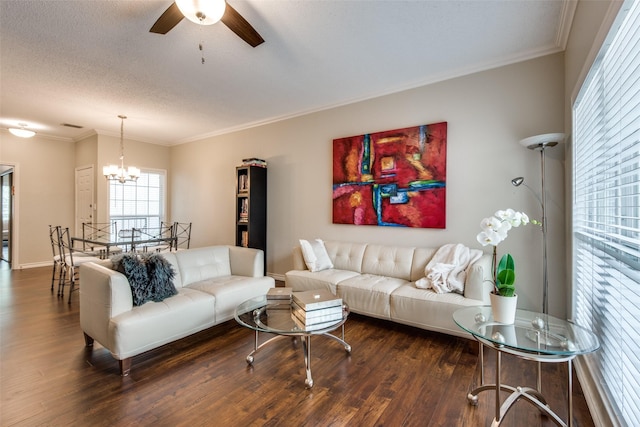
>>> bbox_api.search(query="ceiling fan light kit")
[150,1,264,48]
[175,0,226,25]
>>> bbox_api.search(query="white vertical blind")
[573,1,640,425]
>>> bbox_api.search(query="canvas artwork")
[332,122,447,228]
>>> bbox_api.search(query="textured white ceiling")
[0,0,575,145]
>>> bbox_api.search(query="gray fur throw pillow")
[112,253,177,306]
[144,253,177,302]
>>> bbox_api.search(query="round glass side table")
[454,306,599,427]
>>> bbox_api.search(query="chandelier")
[103,115,140,183]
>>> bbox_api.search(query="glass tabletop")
[234,295,349,335]
[453,306,599,356]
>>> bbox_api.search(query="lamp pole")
[518,133,564,315]
[540,144,549,315]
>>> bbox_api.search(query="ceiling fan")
[150,0,264,48]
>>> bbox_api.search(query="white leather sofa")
[80,246,274,375]
[285,241,493,338]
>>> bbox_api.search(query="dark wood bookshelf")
[235,165,267,273]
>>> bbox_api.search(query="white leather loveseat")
[80,246,274,375]
[285,240,492,338]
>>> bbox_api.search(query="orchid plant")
[476,209,540,297]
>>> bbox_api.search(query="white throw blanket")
[415,243,482,294]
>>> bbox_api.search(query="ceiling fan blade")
[150,2,184,34]
[221,3,264,47]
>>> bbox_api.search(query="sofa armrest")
[79,262,133,348]
[229,246,265,277]
[464,253,494,304]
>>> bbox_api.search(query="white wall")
[171,53,567,317]
[0,131,76,267]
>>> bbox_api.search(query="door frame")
[0,162,19,269]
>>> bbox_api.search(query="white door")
[76,166,94,235]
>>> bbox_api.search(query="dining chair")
[48,225,65,295]
[58,226,102,303]
[81,222,123,256]
[136,223,174,253]
[173,222,192,250]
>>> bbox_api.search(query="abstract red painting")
[332,122,447,228]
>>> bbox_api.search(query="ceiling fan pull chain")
[199,25,205,65]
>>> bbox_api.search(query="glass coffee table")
[234,295,351,388]
[453,306,599,427]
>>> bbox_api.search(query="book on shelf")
[239,198,249,215]
[238,174,248,191]
[242,158,267,168]
[292,289,342,312]
[292,302,343,324]
[291,312,341,331]
[267,287,293,301]
[240,231,248,247]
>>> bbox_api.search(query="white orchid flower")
[477,209,538,248]
[480,216,501,231]
[509,211,524,227]
[496,221,511,239]
[476,229,503,246]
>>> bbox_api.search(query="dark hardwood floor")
[0,266,595,426]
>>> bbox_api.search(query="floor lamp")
[513,133,565,315]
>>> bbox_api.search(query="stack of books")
[242,158,267,168]
[266,287,293,328]
[267,287,292,302]
[291,289,343,331]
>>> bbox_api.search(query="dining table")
[72,228,176,258]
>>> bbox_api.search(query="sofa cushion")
[390,284,484,338]
[324,241,367,272]
[175,246,231,287]
[299,239,333,272]
[185,275,274,323]
[410,247,438,282]
[337,274,407,319]
[108,287,216,359]
[285,269,360,294]
[360,244,415,281]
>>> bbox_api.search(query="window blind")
[109,170,166,232]
[573,1,640,425]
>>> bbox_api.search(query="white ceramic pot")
[490,293,518,324]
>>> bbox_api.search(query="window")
[573,1,640,425]
[109,170,166,234]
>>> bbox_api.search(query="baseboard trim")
[16,261,50,269]
[575,355,620,427]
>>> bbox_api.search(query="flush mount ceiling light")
[8,123,36,138]
[103,115,140,184]
[175,0,226,25]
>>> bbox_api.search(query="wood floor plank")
[0,266,595,426]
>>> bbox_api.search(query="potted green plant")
[476,209,540,323]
